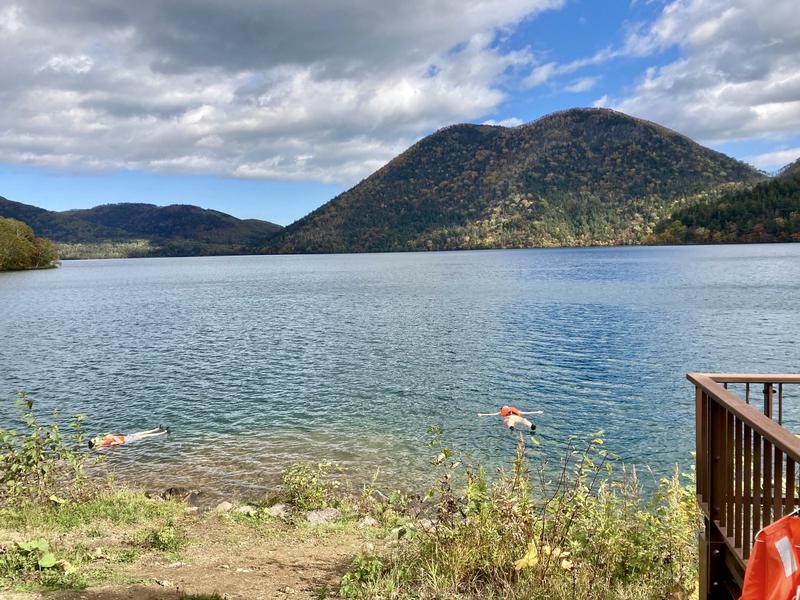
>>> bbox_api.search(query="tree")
[0,217,59,271]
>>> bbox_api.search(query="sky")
[1,0,799,226]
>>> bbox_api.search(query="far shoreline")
[53,239,800,261]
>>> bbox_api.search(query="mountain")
[0,197,121,242]
[268,108,764,253]
[0,198,282,258]
[778,157,800,179]
[650,170,800,244]
[61,203,281,246]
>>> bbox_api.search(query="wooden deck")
[690,373,800,599]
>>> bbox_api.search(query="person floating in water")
[477,405,542,431]
[89,426,170,449]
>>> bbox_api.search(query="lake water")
[1,245,799,499]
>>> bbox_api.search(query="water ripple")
[2,246,800,496]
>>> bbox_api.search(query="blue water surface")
[1,245,798,497]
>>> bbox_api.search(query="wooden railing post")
[764,383,773,419]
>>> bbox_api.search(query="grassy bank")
[1,394,700,599]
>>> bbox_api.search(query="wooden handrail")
[689,373,800,462]
[701,373,800,384]
[692,372,800,599]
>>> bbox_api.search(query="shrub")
[0,538,83,589]
[132,522,187,553]
[339,555,391,599]
[0,392,89,503]
[281,461,340,511]
[339,433,700,599]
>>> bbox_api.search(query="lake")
[1,245,799,498]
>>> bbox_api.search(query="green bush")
[132,522,187,553]
[339,433,700,599]
[0,538,84,590]
[281,461,340,511]
[339,555,391,599]
[0,392,89,503]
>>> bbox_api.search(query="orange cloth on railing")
[741,514,800,600]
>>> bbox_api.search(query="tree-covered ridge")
[268,108,763,253]
[0,197,282,258]
[0,217,59,271]
[778,157,800,179]
[649,174,800,244]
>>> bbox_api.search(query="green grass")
[0,490,184,532]
[0,489,190,592]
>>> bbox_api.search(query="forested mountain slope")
[650,172,800,244]
[778,157,800,179]
[268,108,763,253]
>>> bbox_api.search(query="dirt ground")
[7,513,370,600]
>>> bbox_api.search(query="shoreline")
[53,238,800,261]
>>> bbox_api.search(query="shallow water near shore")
[2,245,800,498]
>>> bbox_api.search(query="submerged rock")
[305,507,341,525]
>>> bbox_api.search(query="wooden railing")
[690,373,800,599]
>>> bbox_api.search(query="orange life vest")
[97,434,126,448]
[499,406,521,417]
[741,514,800,600]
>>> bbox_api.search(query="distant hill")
[0,198,282,258]
[649,171,800,244]
[268,108,764,253]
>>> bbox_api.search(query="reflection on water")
[2,245,799,496]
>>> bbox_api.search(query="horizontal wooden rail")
[703,374,800,384]
[690,372,800,599]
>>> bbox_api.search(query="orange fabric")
[741,515,800,600]
[97,434,126,448]
[499,406,521,417]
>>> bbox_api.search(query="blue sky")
[1,0,798,225]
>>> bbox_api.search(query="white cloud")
[608,0,800,144]
[592,94,609,108]
[522,47,617,89]
[523,62,557,87]
[0,0,564,184]
[745,147,800,172]
[42,54,94,74]
[0,4,23,33]
[565,76,600,93]
[482,117,524,126]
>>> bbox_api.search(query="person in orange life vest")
[477,405,542,431]
[89,426,169,449]
[740,512,800,600]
